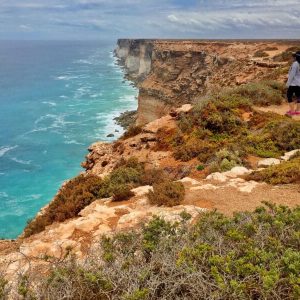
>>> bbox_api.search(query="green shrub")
[247,157,300,184]
[232,81,284,106]
[174,139,216,162]
[124,288,149,300]
[147,180,185,207]
[112,184,134,201]
[0,276,8,299]
[31,204,300,299]
[196,165,205,171]
[253,50,269,57]
[208,148,243,172]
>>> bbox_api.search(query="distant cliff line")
[114,39,299,125]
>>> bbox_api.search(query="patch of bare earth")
[183,180,300,216]
[254,103,300,120]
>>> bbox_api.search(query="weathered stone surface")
[178,177,201,185]
[224,166,252,178]
[281,149,300,161]
[258,158,281,167]
[206,172,228,182]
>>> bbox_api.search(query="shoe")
[285,110,294,115]
[294,111,300,115]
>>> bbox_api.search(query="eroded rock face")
[115,39,154,84]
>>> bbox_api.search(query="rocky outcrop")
[115,39,298,125]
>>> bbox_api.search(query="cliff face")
[115,39,293,125]
[114,39,154,83]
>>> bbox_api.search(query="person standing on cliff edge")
[286,51,300,115]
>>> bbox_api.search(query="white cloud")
[1,0,300,39]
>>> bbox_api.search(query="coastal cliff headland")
[115,39,297,125]
[1,39,300,299]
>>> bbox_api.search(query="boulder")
[206,172,228,182]
[224,166,252,178]
[257,158,281,168]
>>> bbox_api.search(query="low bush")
[264,46,278,51]
[122,125,143,139]
[174,139,217,162]
[247,157,300,184]
[147,180,185,207]
[140,168,170,186]
[208,148,243,173]
[170,81,297,168]
[253,50,269,57]
[24,174,103,237]
[0,276,8,299]
[25,158,145,237]
[273,46,300,62]
[26,203,300,299]
[232,81,284,106]
[112,184,135,201]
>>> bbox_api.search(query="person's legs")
[287,86,295,113]
[294,86,300,113]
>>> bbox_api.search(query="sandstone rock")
[206,172,228,182]
[175,104,193,113]
[281,149,300,161]
[178,177,201,185]
[131,185,153,197]
[257,158,281,167]
[238,181,259,193]
[190,184,218,191]
[224,166,252,178]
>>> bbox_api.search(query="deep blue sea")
[0,40,137,238]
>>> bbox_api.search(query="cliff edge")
[115,39,295,125]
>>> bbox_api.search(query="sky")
[0,0,300,40]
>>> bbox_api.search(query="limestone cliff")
[115,39,294,125]
[114,39,154,83]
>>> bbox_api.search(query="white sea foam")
[34,114,75,129]
[0,145,18,158]
[26,194,42,200]
[90,92,103,98]
[64,140,84,145]
[0,192,8,198]
[10,157,32,165]
[42,101,57,106]
[54,75,81,81]
[74,59,93,65]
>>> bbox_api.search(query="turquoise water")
[0,40,137,238]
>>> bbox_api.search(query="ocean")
[0,40,137,239]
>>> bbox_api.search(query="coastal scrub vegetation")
[21,203,300,299]
[156,80,300,175]
[24,158,179,237]
[247,156,300,185]
[122,124,143,139]
[253,50,269,58]
[0,276,8,299]
[147,180,185,207]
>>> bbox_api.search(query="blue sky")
[0,0,300,40]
